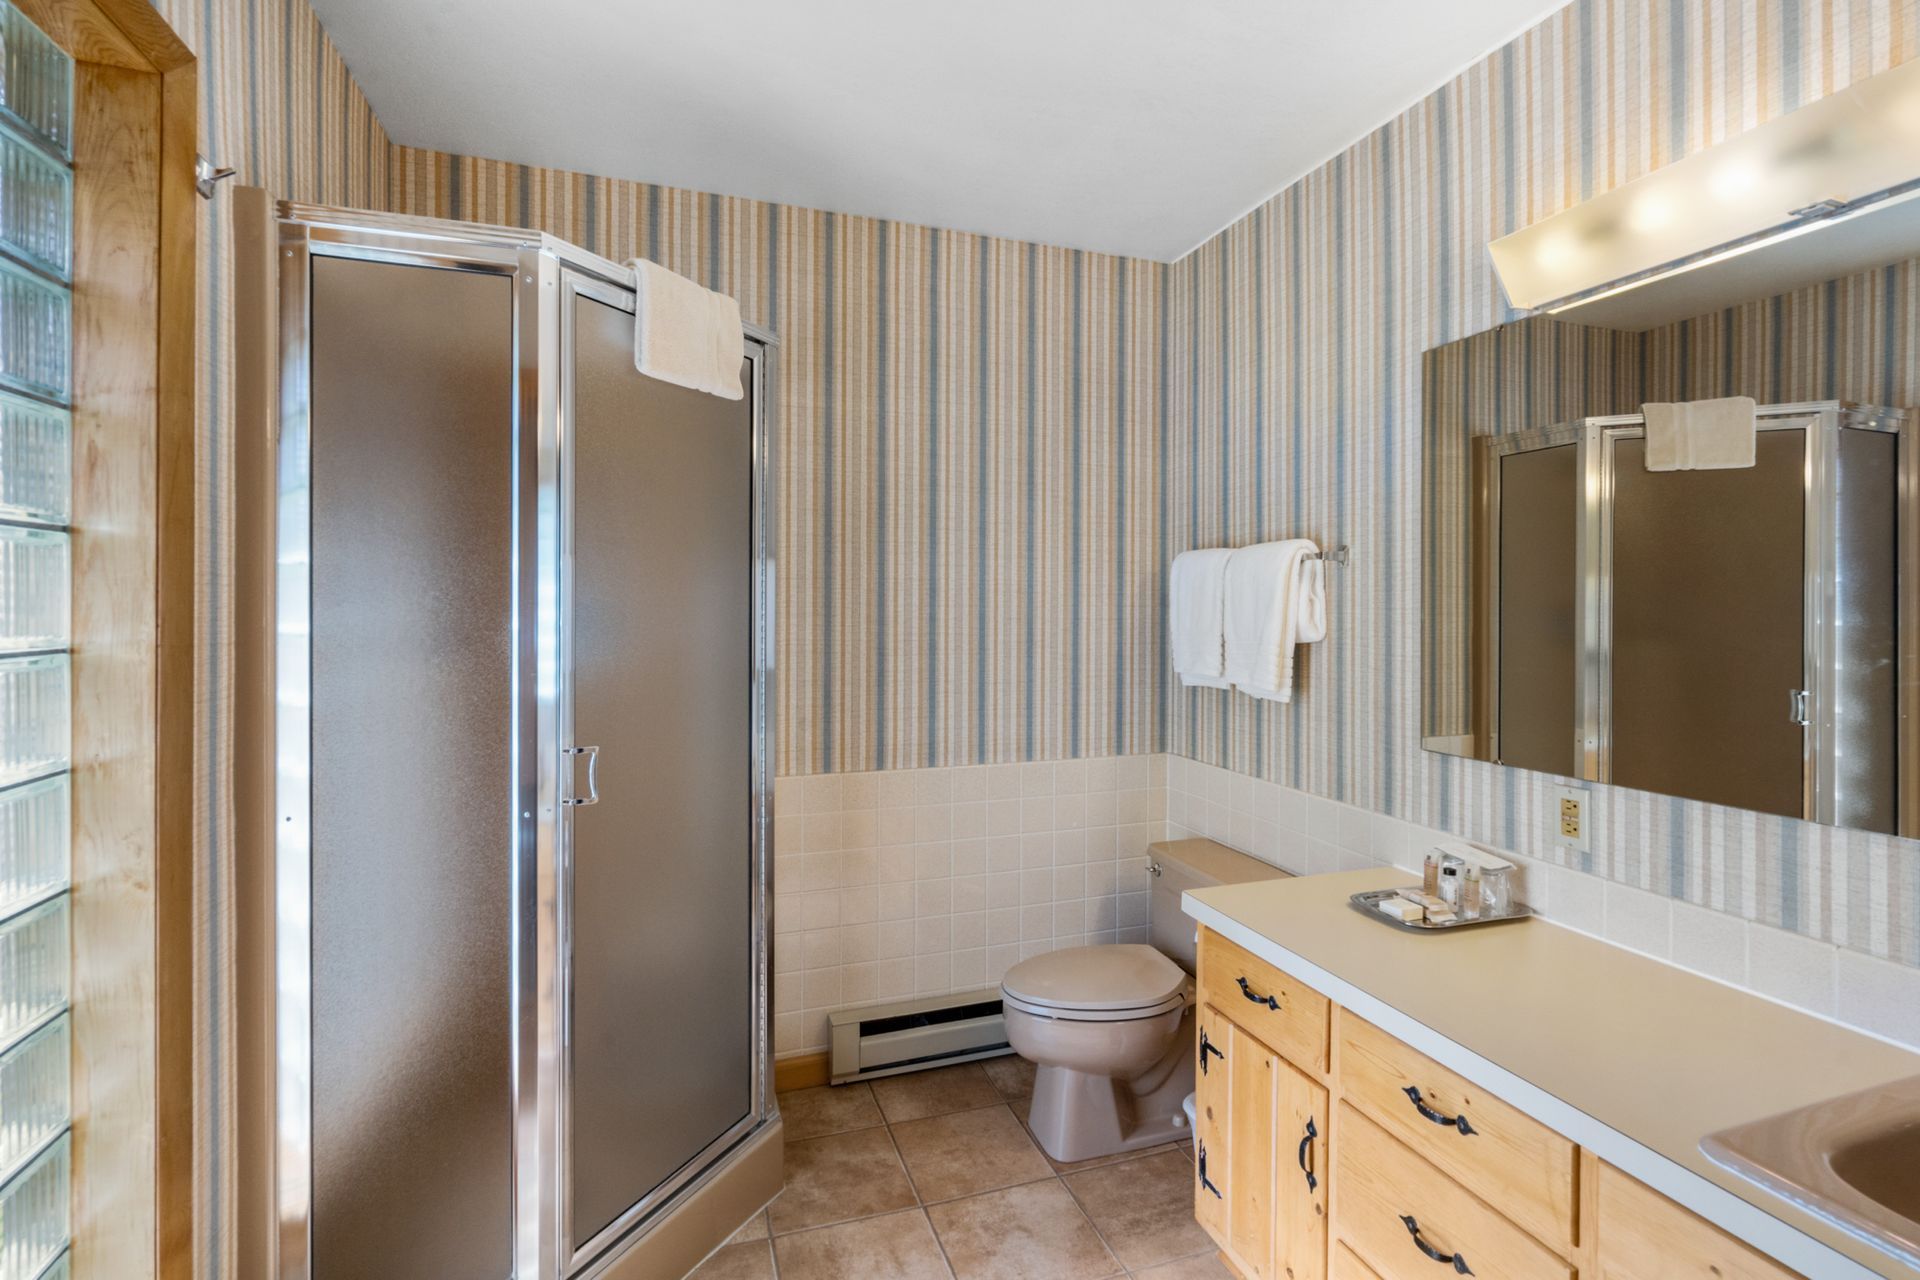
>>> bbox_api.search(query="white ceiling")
[311,0,1569,262]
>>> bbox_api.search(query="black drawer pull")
[1297,1115,1318,1193]
[1199,1029,1225,1075]
[1404,1085,1477,1136]
[1400,1214,1473,1275]
[1198,1142,1222,1199]
[1236,975,1280,1010]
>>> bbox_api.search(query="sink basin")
[1703,1074,1920,1268]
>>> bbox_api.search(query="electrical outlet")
[1554,784,1590,853]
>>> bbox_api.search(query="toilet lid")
[1001,945,1187,1014]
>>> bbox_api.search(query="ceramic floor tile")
[1062,1149,1213,1270]
[981,1054,1036,1099]
[725,1209,770,1243]
[768,1126,919,1235]
[772,1208,954,1280]
[927,1179,1121,1280]
[687,1241,775,1280]
[1128,1252,1237,1279]
[871,1061,1006,1123]
[779,1082,885,1141]
[891,1103,1054,1202]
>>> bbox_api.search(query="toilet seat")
[1001,944,1189,1023]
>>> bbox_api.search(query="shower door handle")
[564,745,600,806]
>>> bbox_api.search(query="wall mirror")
[1421,252,1918,836]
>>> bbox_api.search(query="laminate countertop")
[1183,866,1920,1280]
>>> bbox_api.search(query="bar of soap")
[1423,904,1457,925]
[1376,897,1423,923]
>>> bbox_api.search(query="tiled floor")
[694,1057,1232,1280]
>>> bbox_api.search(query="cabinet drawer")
[1338,1012,1578,1251]
[1332,1242,1384,1280]
[1595,1162,1800,1280]
[1333,1105,1572,1280]
[1198,928,1330,1074]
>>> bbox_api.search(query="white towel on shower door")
[1641,396,1756,470]
[1223,540,1325,703]
[628,258,745,399]
[1169,548,1234,688]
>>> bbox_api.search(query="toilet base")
[1022,1010,1195,1165]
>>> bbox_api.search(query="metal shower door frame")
[1584,401,1907,826]
[545,266,774,1280]
[270,206,775,1280]
[273,213,536,1280]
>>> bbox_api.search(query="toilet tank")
[1148,838,1290,972]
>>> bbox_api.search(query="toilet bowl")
[1003,944,1195,1164]
[999,837,1292,1164]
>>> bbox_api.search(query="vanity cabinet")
[1191,927,1807,1280]
[1195,949,1331,1280]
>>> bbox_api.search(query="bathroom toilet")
[1001,839,1290,1164]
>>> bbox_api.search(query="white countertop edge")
[1182,894,1884,1280]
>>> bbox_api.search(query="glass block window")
[0,4,70,1275]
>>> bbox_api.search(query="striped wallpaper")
[1167,0,1920,971]
[388,148,1172,777]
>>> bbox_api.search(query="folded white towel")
[1169,549,1234,688]
[1223,540,1326,703]
[1642,396,1756,470]
[628,259,745,400]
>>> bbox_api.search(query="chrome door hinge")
[1789,689,1811,726]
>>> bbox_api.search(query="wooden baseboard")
[773,1052,830,1093]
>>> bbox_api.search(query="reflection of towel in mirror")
[628,258,745,399]
[1642,397,1756,470]
[1169,549,1234,688]
[1223,540,1326,703]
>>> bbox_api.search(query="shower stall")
[232,199,780,1280]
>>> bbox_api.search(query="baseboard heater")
[827,988,1012,1084]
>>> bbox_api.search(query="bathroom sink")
[1702,1074,1920,1268]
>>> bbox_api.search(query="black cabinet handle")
[1404,1085,1477,1136]
[1400,1214,1473,1275]
[1197,1142,1222,1199]
[1199,1029,1225,1075]
[1236,975,1280,1010]
[1297,1116,1319,1193]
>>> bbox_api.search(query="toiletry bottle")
[1481,865,1512,916]
[1463,865,1483,920]
[1437,857,1463,909]
[1422,852,1439,896]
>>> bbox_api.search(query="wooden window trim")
[10,2,196,1277]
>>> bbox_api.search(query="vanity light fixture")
[1487,57,1920,328]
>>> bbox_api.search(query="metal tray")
[1348,887,1534,933]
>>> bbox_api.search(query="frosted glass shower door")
[562,286,758,1260]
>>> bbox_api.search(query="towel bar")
[1311,546,1349,566]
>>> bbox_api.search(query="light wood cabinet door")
[1226,1019,1279,1278]
[1273,1050,1330,1280]
[1193,1004,1329,1280]
[1195,1004,1231,1245]
[1595,1163,1801,1280]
